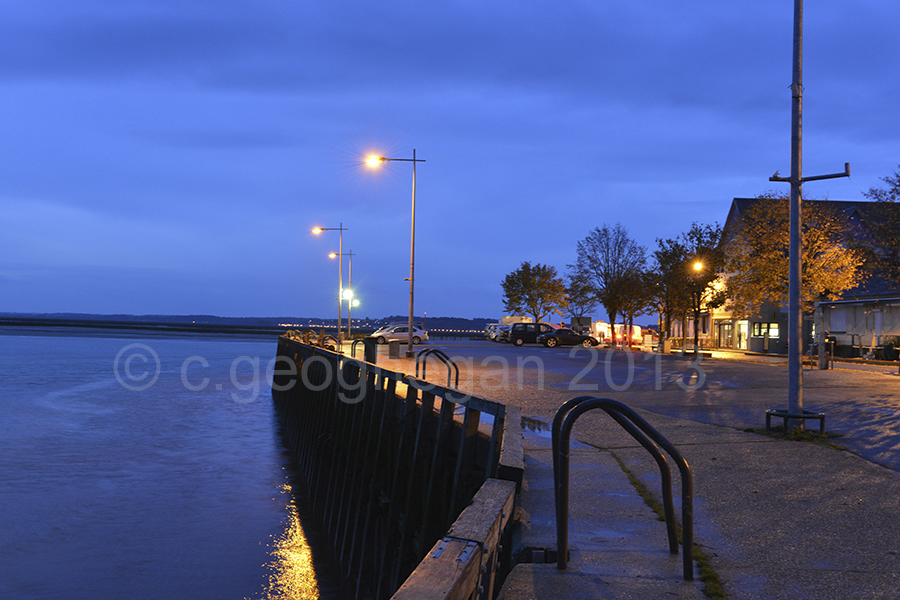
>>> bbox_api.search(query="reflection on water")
[0,329,338,600]
[263,485,320,600]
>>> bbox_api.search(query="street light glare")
[693,261,704,271]
[366,155,385,167]
[328,252,338,258]
[312,227,323,234]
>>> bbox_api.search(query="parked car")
[493,325,512,343]
[537,328,600,348]
[508,322,556,346]
[372,325,429,345]
[482,323,500,340]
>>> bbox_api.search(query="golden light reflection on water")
[260,484,320,600]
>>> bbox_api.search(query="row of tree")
[501,165,900,346]
[500,221,724,347]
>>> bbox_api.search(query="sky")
[1,1,898,321]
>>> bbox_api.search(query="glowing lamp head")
[366,155,385,167]
[312,227,323,234]
[693,261,703,272]
[328,252,338,259]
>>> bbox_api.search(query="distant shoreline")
[0,316,289,337]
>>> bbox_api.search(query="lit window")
[751,322,780,338]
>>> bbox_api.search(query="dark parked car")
[508,322,555,346]
[537,328,599,348]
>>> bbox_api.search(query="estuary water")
[0,328,337,600]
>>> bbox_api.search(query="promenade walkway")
[373,343,900,599]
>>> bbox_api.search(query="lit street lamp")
[330,250,356,340]
[312,223,347,345]
[691,260,704,356]
[366,150,426,358]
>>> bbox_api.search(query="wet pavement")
[372,341,900,599]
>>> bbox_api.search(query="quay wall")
[271,337,523,600]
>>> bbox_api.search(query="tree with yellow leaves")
[723,193,866,318]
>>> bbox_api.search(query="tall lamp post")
[312,223,347,345]
[691,261,704,356]
[330,250,356,340]
[366,150,426,358]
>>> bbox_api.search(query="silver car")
[373,324,429,345]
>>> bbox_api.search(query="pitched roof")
[723,197,876,237]
[723,197,900,301]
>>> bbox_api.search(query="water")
[0,328,337,600]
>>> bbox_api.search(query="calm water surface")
[0,329,336,599]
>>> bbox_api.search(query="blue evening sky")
[1,1,897,320]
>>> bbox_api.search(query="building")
[680,197,900,357]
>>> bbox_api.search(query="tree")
[651,236,692,338]
[563,270,598,325]
[617,268,654,346]
[571,223,646,345]
[723,193,866,317]
[862,165,900,283]
[501,261,567,323]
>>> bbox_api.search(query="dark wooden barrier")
[272,337,513,600]
[392,478,516,600]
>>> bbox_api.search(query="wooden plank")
[447,479,516,551]
[497,406,524,490]
[390,538,481,600]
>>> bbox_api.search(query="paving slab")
[498,427,706,599]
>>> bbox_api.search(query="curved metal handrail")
[349,339,368,360]
[415,348,459,388]
[552,396,694,580]
[319,334,338,351]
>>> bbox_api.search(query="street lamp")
[366,150,426,358]
[330,250,356,340]
[691,260,704,355]
[312,223,347,345]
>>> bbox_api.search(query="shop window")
[751,322,780,338]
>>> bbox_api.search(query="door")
[736,321,749,350]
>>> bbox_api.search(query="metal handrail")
[319,334,338,351]
[415,348,459,388]
[350,339,368,360]
[551,396,694,581]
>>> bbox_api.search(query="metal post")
[347,250,353,340]
[365,151,425,359]
[313,224,348,348]
[786,0,803,428]
[770,0,848,430]
[408,149,417,358]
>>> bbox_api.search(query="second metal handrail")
[552,396,694,581]
[415,348,459,388]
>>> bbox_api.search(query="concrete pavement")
[498,424,706,599]
[373,342,900,599]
